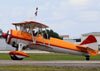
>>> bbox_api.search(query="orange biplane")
[2,21,98,60]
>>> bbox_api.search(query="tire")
[10,55,23,60]
[86,56,90,61]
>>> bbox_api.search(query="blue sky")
[0,0,100,38]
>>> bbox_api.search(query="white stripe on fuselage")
[51,46,90,56]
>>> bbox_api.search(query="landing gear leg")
[86,56,90,61]
[9,43,26,60]
[18,43,23,51]
[16,47,18,51]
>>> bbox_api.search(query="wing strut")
[35,28,40,43]
[40,28,45,44]
[45,28,50,45]
[30,24,35,43]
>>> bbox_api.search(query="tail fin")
[80,35,98,50]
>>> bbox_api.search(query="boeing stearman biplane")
[2,21,98,60]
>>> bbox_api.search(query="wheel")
[9,51,29,60]
[10,55,23,60]
[86,56,90,61]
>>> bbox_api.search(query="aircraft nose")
[2,33,7,38]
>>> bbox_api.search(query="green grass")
[0,53,11,60]
[24,53,100,60]
[0,65,99,71]
[0,53,100,60]
[24,53,86,60]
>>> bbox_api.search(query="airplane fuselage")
[5,30,90,57]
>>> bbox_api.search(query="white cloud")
[48,19,100,38]
[48,20,77,35]
[69,0,89,6]
[78,11,100,21]
[11,8,24,18]
[0,0,100,38]
[51,9,68,20]
[38,0,69,21]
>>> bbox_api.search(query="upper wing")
[13,21,48,28]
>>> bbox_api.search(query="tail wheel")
[86,56,90,61]
[10,55,23,60]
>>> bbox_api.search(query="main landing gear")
[9,51,29,60]
[9,43,29,60]
[10,54,24,60]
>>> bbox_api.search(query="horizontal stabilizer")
[77,46,98,56]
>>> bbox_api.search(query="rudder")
[80,35,98,50]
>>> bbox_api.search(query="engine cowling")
[2,31,10,44]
